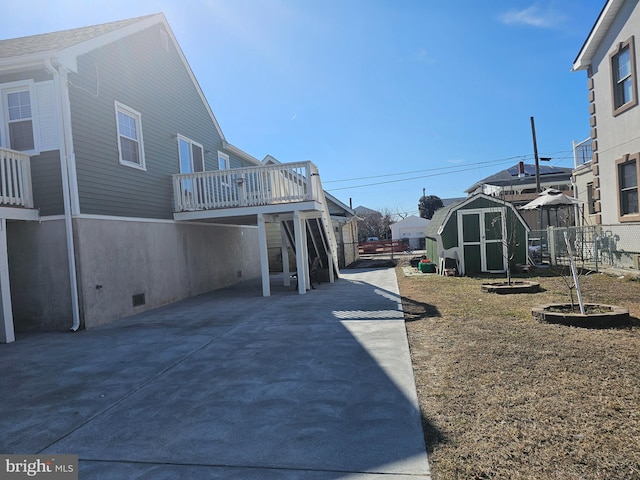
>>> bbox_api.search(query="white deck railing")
[0,148,33,208]
[172,161,323,212]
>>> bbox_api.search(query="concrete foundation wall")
[8,219,72,331]
[74,218,261,328]
[8,217,261,331]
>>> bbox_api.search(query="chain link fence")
[529,223,640,273]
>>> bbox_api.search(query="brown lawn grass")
[397,265,640,480]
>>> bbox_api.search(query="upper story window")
[115,101,145,170]
[218,151,229,170]
[178,135,204,173]
[1,82,38,153]
[586,182,596,215]
[610,36,638,116]
[616,153,640,221]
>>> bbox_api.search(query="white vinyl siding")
[115,101,145,170]
[35,81,59,151]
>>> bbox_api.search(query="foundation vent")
[132,293,146,307]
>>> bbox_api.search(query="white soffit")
[573,0,625,71]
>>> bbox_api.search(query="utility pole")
[530,116,541,193]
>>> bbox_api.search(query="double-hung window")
[1,82,37,152]
[115,102,145,170]
[616,154,640,221]
[611,37,638,115]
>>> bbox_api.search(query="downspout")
[45,58,81,332]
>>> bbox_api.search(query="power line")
[322,149,575,193]
[322,155,535,184]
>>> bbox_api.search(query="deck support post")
[281,224,290,287]
[0,219,15,343]
[257,213,270,297]
[293,211,309,294]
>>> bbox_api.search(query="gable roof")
[573,0,626,71]
[354,205,379,216]
[0,13,262,167]
[391,215,429,227]
[0,15,156,59]
[465,163,573,194]
[425,193,530,238]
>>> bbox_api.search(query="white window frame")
[177,134,204,173]
[115,101,146,170]
[0,80,40,154]
[218,151,229,170]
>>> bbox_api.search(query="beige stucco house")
[572,0,640,226]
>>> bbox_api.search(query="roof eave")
[222,142,261,166]
[573,0,625,71]
[0,51,57,74]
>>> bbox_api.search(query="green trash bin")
[418,261,436,273]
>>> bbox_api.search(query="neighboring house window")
[610,36,638,115]
[218,151,229,170]
[586,182,596,215]
[115,102,145,170]
[178,135,204,173]
[1,83,38,152]
[616,154,640,221]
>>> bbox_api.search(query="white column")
[0,218,15,343]
[293,211,308,294]
[281,223,290,287]
[257,213,270,297]
[327,247,335,283]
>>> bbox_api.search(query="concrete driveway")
[0,268,431,479]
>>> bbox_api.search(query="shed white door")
[458,208,507,274]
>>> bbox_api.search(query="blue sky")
[4,0,604,217]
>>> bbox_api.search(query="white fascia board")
[323,191,356,216]
[223,142,262,166]
[573,0,625,71]
[0,51,56,74]
[56,14,165,72]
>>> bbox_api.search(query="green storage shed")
[425,194,530,276]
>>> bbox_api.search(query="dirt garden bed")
[397,267,640,480]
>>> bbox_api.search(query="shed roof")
[425,193,530,238]
[425,203,459,238]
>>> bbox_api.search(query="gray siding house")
[0,14,337,342]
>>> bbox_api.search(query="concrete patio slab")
[0,268,431,479]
